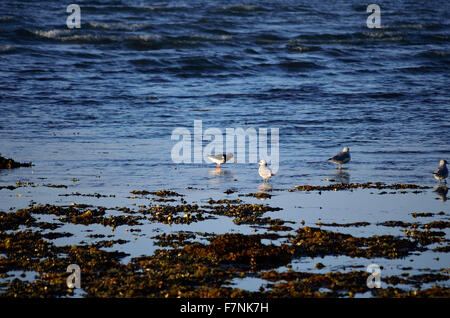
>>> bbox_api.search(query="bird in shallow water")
[328,147,351,169]
[207,153,236,169]
[433,159,448,184]
[258,160,275,182]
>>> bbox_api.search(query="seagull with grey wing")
[328,147,351,169]
[258,160,275,182]
[207,153,236,169]
[433,160,448,184]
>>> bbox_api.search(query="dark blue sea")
[1,0,449,190]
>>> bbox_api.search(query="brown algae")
[0,155,32,170]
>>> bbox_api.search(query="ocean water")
[0,0,449,295]
[0,0,449,192]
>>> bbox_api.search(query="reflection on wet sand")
[332,169,350,184]
[258,182,272,193]
[434,185,448,202]
[208,168,236,184]
[255,182,272,200]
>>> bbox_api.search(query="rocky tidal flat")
[0,181,449,298]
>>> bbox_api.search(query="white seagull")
[433,160,448,184]
[258,160,275,182]
[328,147,351,169]
[207,153,236,169]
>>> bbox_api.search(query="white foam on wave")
[31,29,71,39]
[183,34,233,41]
[132,34,162,41]
[29,29,166,44]
[217,35,233,40]
[0,45,15,52]
[87,22,148,31]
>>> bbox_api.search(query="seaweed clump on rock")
[291,227,419,259]
[183,233,294,269]
[293,182,431,192]
[0,154,32,169]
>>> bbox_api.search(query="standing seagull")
[258,160,275,182]
[433,160,448,184]
[207,153,236,169]
[328,147,351,169]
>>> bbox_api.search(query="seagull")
[328,147,351,169]
[258,160,275,182]
[207,153,236,169]
[433,160,448,184]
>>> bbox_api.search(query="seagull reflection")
[209,168,230,177]
[258,182,272,193]
[208,168,236,183]
[434,185,448,202]
[333,169,350,184]
[255,182,272,201]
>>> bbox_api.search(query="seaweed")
[0,154,32,169]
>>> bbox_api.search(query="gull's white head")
[343,147,350,152]
[440,159,448,166]
[258,160,267,166]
